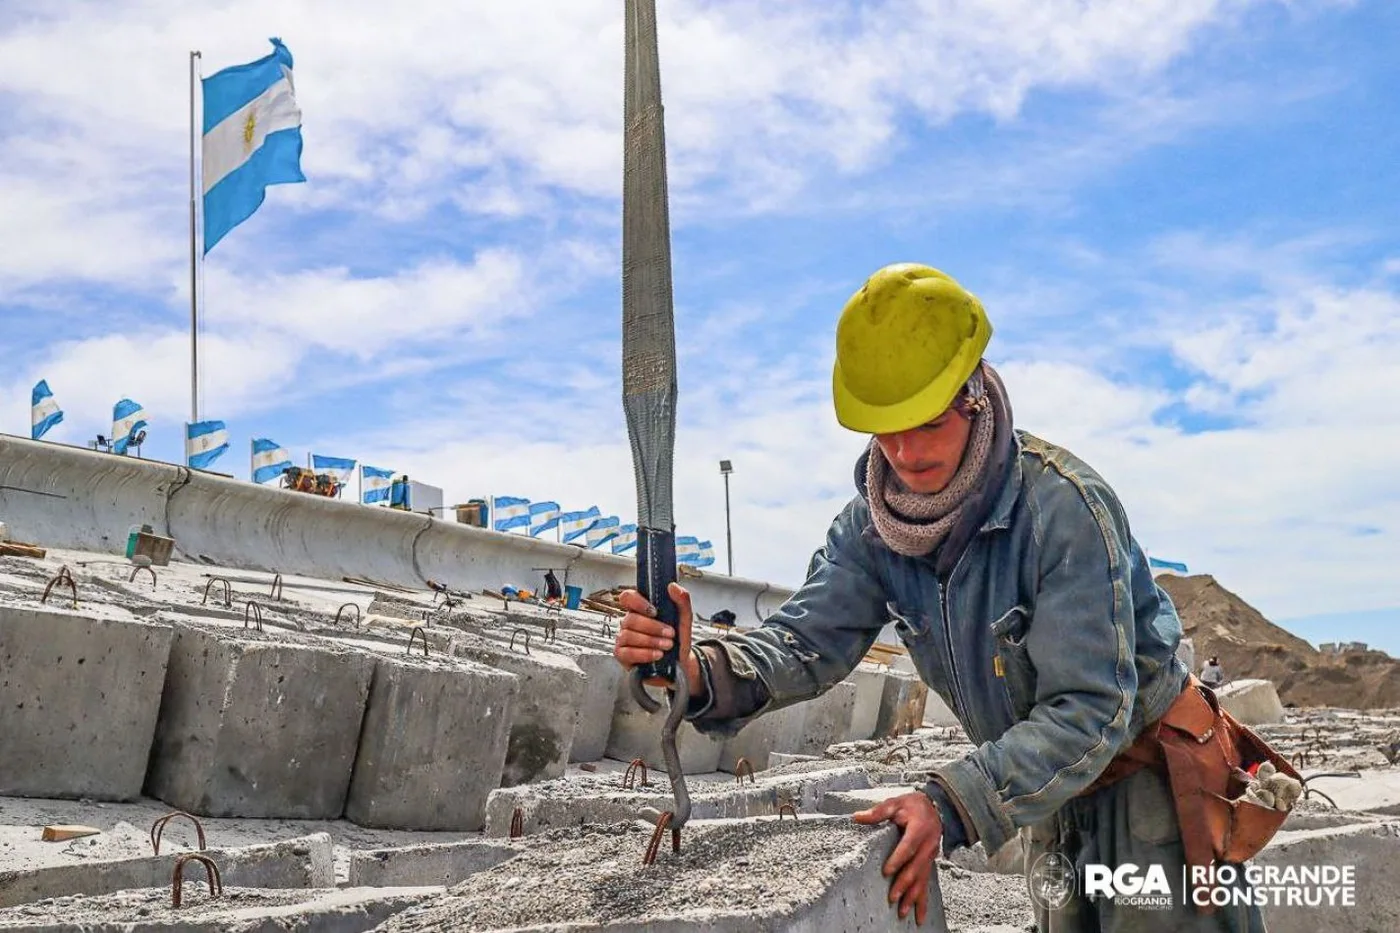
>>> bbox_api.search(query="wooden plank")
[41,824,101,842]
[0,542,46,559]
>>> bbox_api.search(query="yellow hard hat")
[832,263,992,434]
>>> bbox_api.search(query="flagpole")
[189,50,202,425]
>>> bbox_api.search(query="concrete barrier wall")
[0,435,796,623]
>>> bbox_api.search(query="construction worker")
[614,264,1268,931]
[1200,655,1227,689]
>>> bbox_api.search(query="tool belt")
[1079,675,1299,912]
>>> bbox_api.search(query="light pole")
[719,459,734,575]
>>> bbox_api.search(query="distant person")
[613,264,1281,931]
[1200,656,1226,688]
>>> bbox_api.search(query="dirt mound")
[1157,575,1400,710]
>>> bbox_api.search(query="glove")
[1241,761,1302,812]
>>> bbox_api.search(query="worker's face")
[874,405,974,494]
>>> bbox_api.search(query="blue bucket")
[565,585,583,610]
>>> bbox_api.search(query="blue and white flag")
[251,438,293,484]
[529,501,562,536]
[612,523,638,555]
[493,496,531,532]
[561,506,601,544]
[185,420,230,470]
[692,540,716,568]
[676,536,702,565]
[586,516,621,549]
[30,380,63,440]
[111,399,148,455]
[1148,556,1189,576]
[202,38,306,253]
[311,454,356,487]
[362,465,395,505]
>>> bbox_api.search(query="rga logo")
[1084,863,1173,910]
[1026,852,1076,911]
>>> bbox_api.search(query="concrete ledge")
[347,839,518,888]
[0,832,334,908]
[0,606,172,801]
[875,671,928,738]
[1216,678,1285,725]
[1256,821,1400,933]
[0,885,440,932]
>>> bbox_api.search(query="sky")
[2,0,1397,655]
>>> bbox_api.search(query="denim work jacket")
[690,430,1189,856]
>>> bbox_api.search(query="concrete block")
[345,647,519,832]
[0,606,172,800]
[448,632,584,786]
[0,885,441,932]
[1216,678,1285,725]
[818,786,911,815]
[347,839,518,887]
[1176,636,1195,674]
[875,670,928,738]
[717,702,806,773]
[846,664,885,742]
[145,622,376,819]
[1255,821,1400,933]
[607,675,724,774]
[0,832,334,908]
[370,816,949,932]
[921,690,959,727]
[1301,770,1400,816]
[483,764,872,837]
[788,682,857,757]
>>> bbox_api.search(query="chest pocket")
[991,604,1037,721]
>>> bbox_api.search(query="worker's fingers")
[667,582,694,650]
[617,588,656,616]
[881,813,927,877]
[890,839,936,921]
[850,802,894,826]
[616,626,674,652]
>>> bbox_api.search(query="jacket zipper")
[938,546,974,741]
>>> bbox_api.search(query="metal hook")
[202,577,232,608]
[509,807,524,839]
[128,565,157,590]
[509,628,532,655]
[269,574,284,601]
[170,853,222,909]
[734,757,756,784]
[335,603,362,629]
[243,602,264,632]
[641,810,678,866]
[627,666,692,830]
[407,627,429,656]
[622,757,650,790]
[41,571,78,609]
[150,811,208,856]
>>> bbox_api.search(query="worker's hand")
[613,583,702,697]
[851,792,943,926]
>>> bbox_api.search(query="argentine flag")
[612,523,638,555]
[185,420,230,470]
[585,516,621,549]
[693,540,716,568]
[1148,556,1189,576]
[251,438,293,485]
[362,465,395,505]
[30,380,63,440]
[312,454,356,488]
[111,399,148,455]
[528,501,562,536]
[560,506,601,544]
[493,496,531,532]
[676,536,702,565]
[202,38,306,253]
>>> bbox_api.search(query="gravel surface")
[0,886,311,927]
[938,861,1036,930]
[375,819,888,931]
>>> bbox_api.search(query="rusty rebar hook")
[509,628,532,655]
[335,603,362,629]
[407,627,430,656]
[128,565,157,590]
[41,570,78,609]
[641,810,679,866]
[170,853,222,909]
[622,757,650,790]
[509,807,524,839]
[544,619,558,643]
[602,619,614,638]
[150,811,208,856]
[201,577,232,608]
[777,802,798,821]
[734,757,756,784]
[882,745,912,766]
[269,573,284,601]
[243,602,264,632]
